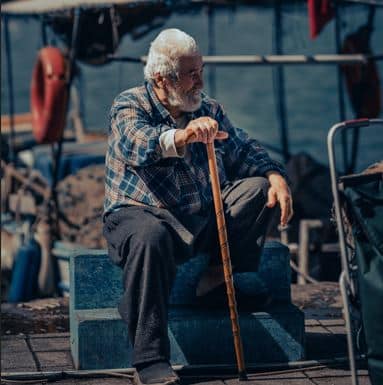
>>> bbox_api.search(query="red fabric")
[308,0,334,39]
[341,27,381,118]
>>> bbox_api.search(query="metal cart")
[327,118,383,385]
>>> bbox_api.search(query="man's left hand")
[265,171,293,227]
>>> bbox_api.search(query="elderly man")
[103,29,292,385]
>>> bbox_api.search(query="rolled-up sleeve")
[159,129,185,158]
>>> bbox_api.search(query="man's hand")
[266,171,293,227]
[175,117,228,147]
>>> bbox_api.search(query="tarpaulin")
[345,177,383,385]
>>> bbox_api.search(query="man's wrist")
[266,170,282,179]
[159,129,185,157]
[266,171,288,187]
[174,129,186,148]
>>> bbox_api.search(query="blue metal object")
[8,239,41,303]
[34,152,105,185]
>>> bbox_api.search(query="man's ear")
[154,74,167,89]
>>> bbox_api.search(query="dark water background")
[2,3,382,169]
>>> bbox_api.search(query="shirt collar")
[146,81,171,121]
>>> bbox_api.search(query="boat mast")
[334,0,349,173]
[207,3,216,98]
[3,16,16,164]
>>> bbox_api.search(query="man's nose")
[195,73,203,88]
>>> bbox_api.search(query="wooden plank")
[1,338,28,353]
[304,319,320,326]
[1,351,37,371]
[1,113,32,133]
[311,376,371,385]
[318,319,345,326]
[303,368,369,378]
[35,351,73,371]
[29,335,70,352]
[323,326,346,335]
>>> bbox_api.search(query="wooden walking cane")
[206,141,248,381]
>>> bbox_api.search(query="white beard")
[167,84,202,112]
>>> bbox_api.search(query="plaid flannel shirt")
[104,82,286,217]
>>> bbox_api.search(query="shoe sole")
[133,370,180,385]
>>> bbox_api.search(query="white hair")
[144,29,199,82]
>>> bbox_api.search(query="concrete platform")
[69,242,305,370]
[1,300,371,385]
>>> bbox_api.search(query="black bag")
[344,176,383,385]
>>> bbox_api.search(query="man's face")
[166,54,204,112]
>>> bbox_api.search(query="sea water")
[1,4,382,170]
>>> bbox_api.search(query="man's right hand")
[174,117,229,148]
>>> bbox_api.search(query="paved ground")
[1,283,372,384]
[1,321,370,385]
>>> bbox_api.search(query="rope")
[290,259,319,284]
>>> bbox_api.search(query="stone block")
[69,242,301,370]
[71,304,304,370]
[69,241,291,311]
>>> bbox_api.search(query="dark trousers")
[103,177,271,365]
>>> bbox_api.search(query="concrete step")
[71,303,305,370]
[69,241,292,310]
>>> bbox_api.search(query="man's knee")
[131,218,173,252]
[122,218,176,282]
[240,176,269,202]
[224,177,269,216]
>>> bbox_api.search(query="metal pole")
[51,7,81,191]
[207,4,216,97]
[50,7,81,244]
[206,141,247,381]
[334,1,348,173]
[107,53,381,65]
[340,272,359,385]
[3,16,16,164]
[297,220,323,285]
[41,16,48,46]
[274,0,289,162]
[348,6,376,173]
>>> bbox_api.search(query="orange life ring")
[31,47,68,144]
